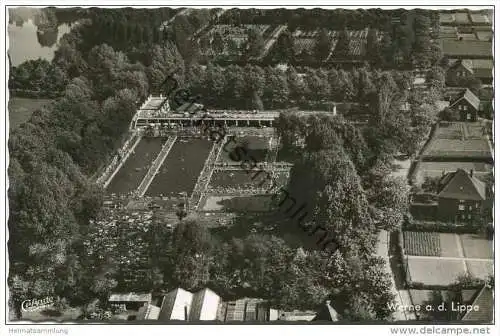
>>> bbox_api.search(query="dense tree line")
[8,41,152,317]
[9,59,68,98]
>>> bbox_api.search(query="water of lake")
[8,20,72,66]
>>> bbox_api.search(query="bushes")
[403,218,482,234]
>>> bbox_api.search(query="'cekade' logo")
[21,297,55,312]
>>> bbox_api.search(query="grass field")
[145,138,213,197]
[8,97,52,129]
[404,232,441,256]
[106,137,167,195]
[407,257,466,286]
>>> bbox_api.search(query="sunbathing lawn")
[407,257,466,286]
[460,234,493,259]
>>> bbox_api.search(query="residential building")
[446,59,493,86]
[437,169,486,222]
[448,89,480,122]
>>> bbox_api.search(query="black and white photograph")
[1,1,497,333]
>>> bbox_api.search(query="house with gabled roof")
[446,59,493,86]
[448,89,480,122]
[437,169,486,222]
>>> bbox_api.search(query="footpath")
[376,230,417,321]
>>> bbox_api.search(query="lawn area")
[407,257,466,286]
[460,234,493,259]
[403,231,441,256]
[8,97,52,129]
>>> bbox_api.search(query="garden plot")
[438,233,461,258]
[407,258,466,286]
[403,231,441,256]
[460,234,493,259]
[466,260,493,279]
[422,138,491,160]
[106,137,167,195]
[423,122,491,160]
[415,161,492,185]
[145,138,213,197]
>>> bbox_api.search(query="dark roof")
[462,286,494,322]
[450,89,480,110]
[438,169,486,201]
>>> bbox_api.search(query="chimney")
[326,300,331,306]
[470,169,474,177]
